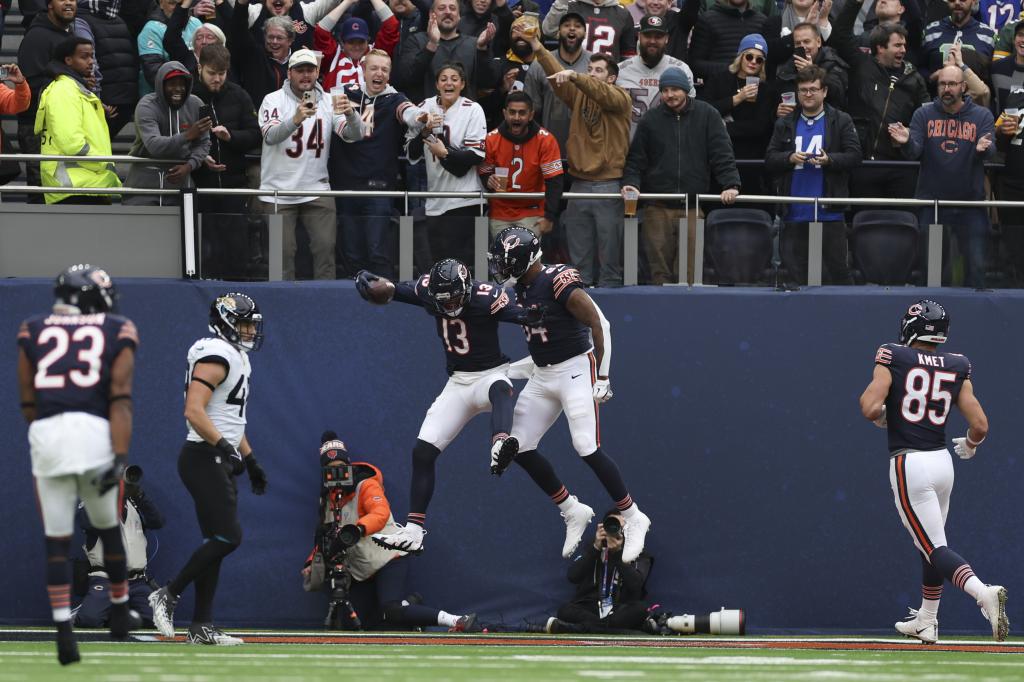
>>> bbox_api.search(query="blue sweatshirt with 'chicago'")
[901,96,995,201]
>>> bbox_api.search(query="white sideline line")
[0,629,1016,646]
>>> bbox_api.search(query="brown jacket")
[535,46,631,181]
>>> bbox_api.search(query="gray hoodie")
[125,60,211,205]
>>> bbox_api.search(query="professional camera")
[321,523,363,631]
[656,608,746,636]
[322,463,355,490]
[601,514,623,537]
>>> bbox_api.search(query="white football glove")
[952,436,976,460]
[873,406,888,429]
[593,378,613,404]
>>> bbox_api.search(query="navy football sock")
[928,546,976,590]
[582,448,629,503]
[514,449,566,499]
[487,381,514,437]
[409,439,441,521]
[45,537,72,622]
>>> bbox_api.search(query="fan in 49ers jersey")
[148,293,269,647]
[356,259,543,554]
[487,226,651,562]
[859,300,1008,644]
[17,264,141,665]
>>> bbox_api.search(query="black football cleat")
[56,622,80,665]
[490,436,519,476]
[109,602,143,640]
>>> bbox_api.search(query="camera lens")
[602,516,622,537]
[124,465,143,485]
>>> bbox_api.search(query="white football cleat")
[148,586,178,638]
[372,524,425,554]
[894,608,938,644]
[977,584,1009,642]
[560,496,594,558]
[187,624,244,646]
[621,508,651,563]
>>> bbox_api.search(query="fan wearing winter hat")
[621,66,742,285]
[700,32,775,200]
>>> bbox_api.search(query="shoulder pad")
[189,336,235,361]
[874,344,895,366]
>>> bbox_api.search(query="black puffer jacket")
[81,12,139,106]
[688,1,767,80]
[701,73,775,160]
[830,0,929,160]
[191,78,261,189]
[622,97,742,195]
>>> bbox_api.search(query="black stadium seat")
[850,210,920,285]
[704,208,775,286]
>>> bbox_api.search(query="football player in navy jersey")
[356,258,542,554]
[487,226,651,562]
[860,300,1008,643]
[17,265,141,664]
[148,293,269,647]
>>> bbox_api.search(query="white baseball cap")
[288,48,321,69]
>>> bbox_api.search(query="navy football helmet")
[210,292,264,351]
[899,300,949,345]
[54,264,117,313]
[488,225,542,285]
[428,258,472,317]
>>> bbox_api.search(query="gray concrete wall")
[0,205,182,277]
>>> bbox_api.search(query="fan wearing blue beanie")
[621,64,742,284]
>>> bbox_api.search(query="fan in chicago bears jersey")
[148,293,269,647]
[859,300,1008,643]
[355,259,543,554]
[17,264,141,665]
[487,226,651,562]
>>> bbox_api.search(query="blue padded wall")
[1,280,1020,633]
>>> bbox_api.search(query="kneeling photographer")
[545,510,653,634]
[75,465,164,628]
[302,432,480,632]
[543,509,746,636]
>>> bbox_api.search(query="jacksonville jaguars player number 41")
[148,293,269,646]
[859,300,1008,643]
[356,259,543,554]
[17,265,142,665]
[488,226,651,562]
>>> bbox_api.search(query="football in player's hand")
[367,278,395,305]
[356,270,395,305]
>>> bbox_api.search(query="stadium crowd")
[3,0,1024,285]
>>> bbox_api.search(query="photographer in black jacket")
[544,509,653,634]
[192,43,261,279]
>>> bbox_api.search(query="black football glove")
[245,453,268,495]
[215,437,245,476]
[525,304,547,327]
[95,454,128,495]
[354,270,381,302]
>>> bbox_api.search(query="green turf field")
[2,635,1024,682]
